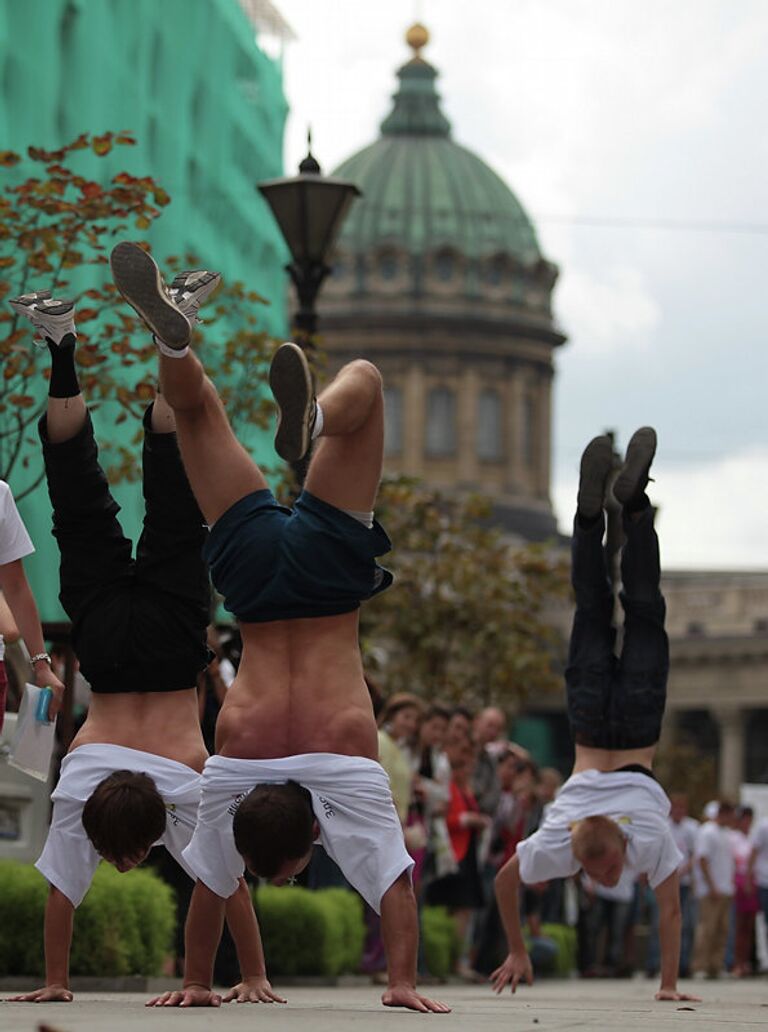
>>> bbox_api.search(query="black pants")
[39,407,211,693]
[565,506,668,750]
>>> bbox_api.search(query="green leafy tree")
[360,477,571,710]
[0,132,277,497]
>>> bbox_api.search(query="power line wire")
[535,214,768,236]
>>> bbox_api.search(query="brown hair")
[377,691,425,728]
[232,782,315,880]
[81,770,166,861]
[570,815,624,862]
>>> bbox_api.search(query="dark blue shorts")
[202,489,393,623]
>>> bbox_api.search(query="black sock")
[46,334,80,398]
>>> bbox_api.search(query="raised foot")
[110,241,190,349]
[269,342,315,463]
[613,427,657,508]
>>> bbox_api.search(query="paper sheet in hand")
[8,683,56,781]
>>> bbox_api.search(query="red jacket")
[445,781,480,863]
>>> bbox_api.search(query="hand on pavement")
[655,988,702,1002]
[222,978,287,1004]
[382,984,451,1013]
[6,984,73,1003]
[146,985,222,1007]
[490,950,534,994]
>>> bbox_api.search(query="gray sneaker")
[168,269,221,325]
[269,342,316,463]
[110,242,190,350]
[9,291,76,345]
[576,435,614,520]
[613,427,657,509]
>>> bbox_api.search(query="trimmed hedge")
[421,906,461,979]
[539,922,577,976]
[0,861,175,977]
[254,885,365,976]
[0,861,575,981]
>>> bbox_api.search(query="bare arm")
[698,855,718,898]
[147,880,226,1008]
[379,872,450,1013]
[6,886,75,1002]
[0,560,64,713]
[221,878,285,1004]
[654,871,699,1002]
[490,854,533,994]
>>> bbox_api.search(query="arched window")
[378,252,398,280]
[476,389,503,461]
[425,387,456,457]
[434,250,455,282]
[383,386,403,457]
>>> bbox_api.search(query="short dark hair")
[424,703,451,723]
[81,770,166,862]
[232,781,314,880]
[450,705,473,722]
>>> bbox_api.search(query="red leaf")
[8,394,35,408]
[81,181,103,200]
[92,133,113,156]
[0,151,21,167]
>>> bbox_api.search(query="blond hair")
[570,815,624,861]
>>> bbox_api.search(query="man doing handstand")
[110,240,450,1014]
[7,283,281,1006]
[492,430,699,1004]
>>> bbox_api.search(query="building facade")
[0,0,292,620]
[321,25,565,541]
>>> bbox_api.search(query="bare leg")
[158,351,268,526]
[46,394,87,444]
[149,390,176,434]
[304,359,384,512]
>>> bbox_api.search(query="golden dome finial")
[406,22,429,57]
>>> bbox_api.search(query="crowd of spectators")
[24,629,768,983]
[367,692,768,983]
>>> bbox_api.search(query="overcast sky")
[275,0,768,569]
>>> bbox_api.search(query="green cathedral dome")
[332,28,541,266]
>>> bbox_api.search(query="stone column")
[403,364,424,477]
[457,364,477,484]
[507,364,525,493]
[536,369,553,500]
[712,707,744,798]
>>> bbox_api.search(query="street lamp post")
[257,138,361,349]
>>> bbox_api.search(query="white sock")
[311,401,324,439]
[154,335,189,359]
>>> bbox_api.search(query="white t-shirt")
[751,818,768,889]
[693,821,735,898]
[0,481,34,659]
[183,753,414,913]
[35,743,202,907]
[515,769,682,890]
[669,815,699,886]
[0,481,34,566]
[583,863,637,903]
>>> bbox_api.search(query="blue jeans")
[566,507,669,750]
[646,882,696,975]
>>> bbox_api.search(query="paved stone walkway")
[1,980,766,1030]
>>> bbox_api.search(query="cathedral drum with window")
[320,24,566,541]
